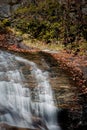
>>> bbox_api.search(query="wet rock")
[58,109,70,130]
[32,116,48,130]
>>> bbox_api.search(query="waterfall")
[0,50,61,130]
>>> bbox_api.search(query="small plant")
[0,19,11,33]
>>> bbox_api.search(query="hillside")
[0,0,87,53]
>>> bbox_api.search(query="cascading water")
[0,50,61,130]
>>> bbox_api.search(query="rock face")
[0,0,21,19]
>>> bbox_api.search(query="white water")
[0,50,61,130]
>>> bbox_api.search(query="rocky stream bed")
[0,33,87,130]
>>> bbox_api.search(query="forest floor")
[0,33,87,96]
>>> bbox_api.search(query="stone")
[0,4,11,19]
[12,4,20,11]
[0,0,21,19]
[16,36,23,42]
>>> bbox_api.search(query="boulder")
[0,0,21,19]
[0,4,11,19]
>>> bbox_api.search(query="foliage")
[11,0,87,52]
[0,19,11,33]
[12,0,61,43]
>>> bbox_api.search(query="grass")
[9,27,64,51]
[24,38,64,51]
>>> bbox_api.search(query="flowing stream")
[0,50,61,130]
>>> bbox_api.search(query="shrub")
[0,19,11,33]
